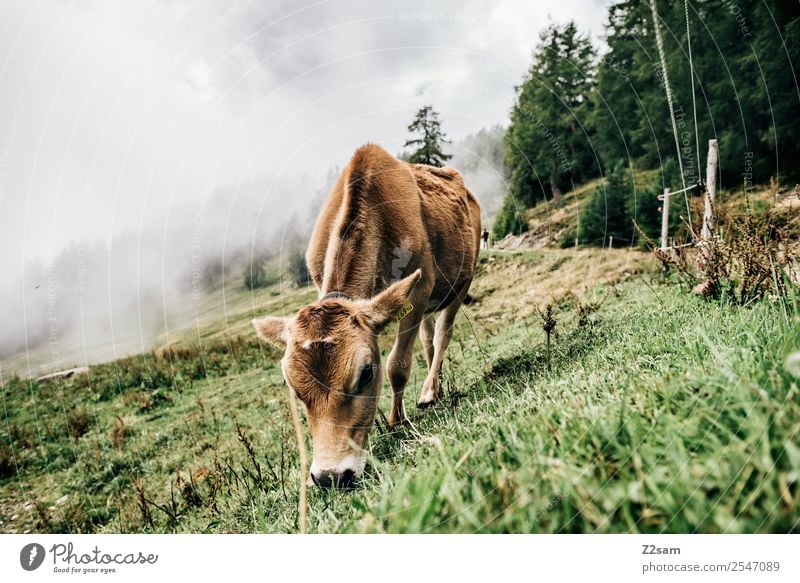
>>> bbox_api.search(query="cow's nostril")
[336,469,356,490]
[311,469,356,489]
[312,472,332,488]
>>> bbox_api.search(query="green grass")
[1,250,799,533]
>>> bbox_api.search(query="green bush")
[0,444,15,479]
[578,162,684,248]
[243,256,279,290]
[493,195,527,241]
[67,407,92,440]
[288,247,311,287]
[578,164,632,246]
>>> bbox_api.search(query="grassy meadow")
[2,244,799,534]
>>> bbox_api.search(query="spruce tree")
[505,21,596,208]
[593,0,800,185]
[404,106,452,167]
[492,194,527,241]
[579,164,632,246]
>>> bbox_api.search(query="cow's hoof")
[417,394,437,409]
[418,381,439,408]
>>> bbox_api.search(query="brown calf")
[253,143,481,488]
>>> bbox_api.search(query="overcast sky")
[0,0,611,280]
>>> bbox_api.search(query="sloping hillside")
[497,180,800,251]
[2,246,798,534]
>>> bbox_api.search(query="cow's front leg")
[385,308,424,427]
[418,293,465,408]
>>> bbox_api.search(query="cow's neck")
[320,179,381,300]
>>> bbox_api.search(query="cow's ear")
[252,316,290,348]
[361,269,421,332]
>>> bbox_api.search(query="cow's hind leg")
[418,292,465,408]
[419,313,435,369]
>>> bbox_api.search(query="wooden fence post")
[702,139,718,239]
[661,187,670,250]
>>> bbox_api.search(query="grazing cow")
[253,143,481,488]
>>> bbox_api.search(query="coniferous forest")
[495,1,800,242]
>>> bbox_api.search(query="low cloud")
[0,0,610,373]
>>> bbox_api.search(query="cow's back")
[306,144,424,297]
[411,164,481,311]
[306,145,480,308]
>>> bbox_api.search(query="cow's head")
[253,270,420,489]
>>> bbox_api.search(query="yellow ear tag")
[395,302,414,322]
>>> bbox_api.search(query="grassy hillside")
[497,179,800,251]
[2,246,798,534]
[0,262,320,379]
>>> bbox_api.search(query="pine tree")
[579,164,632,246]
[492,194,527,241]
[404,106,452,167]
[593,1,800,185]
[500,0,800,246]
[590,2,651,166]
[288,246,311,287]
[505,21,597,208]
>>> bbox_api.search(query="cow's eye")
[356,364,374,391]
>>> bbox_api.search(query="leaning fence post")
[702,139,718,239]
[660,187,670,250]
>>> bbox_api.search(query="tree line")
[494,0,800,244]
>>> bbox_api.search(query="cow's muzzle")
[310,468,356,490]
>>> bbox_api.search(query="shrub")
[559,225,578,248]
[578,164,631,246]
[638,200,799,304]
[579,160,688,248]
[110,416,131,447]
[702,206,797,304]
[67,407,92,440]
[243,255,279,290]
[288,247,311,287]
[493,194,527,240]
[0,444,15,479]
